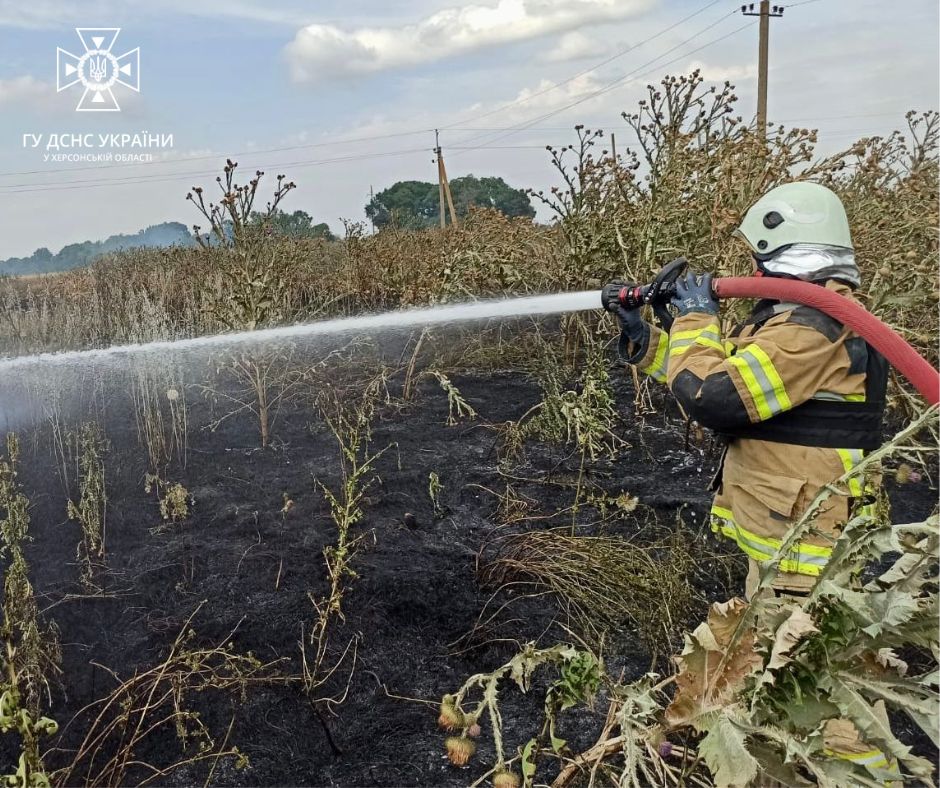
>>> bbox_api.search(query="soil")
[0,351,936,787]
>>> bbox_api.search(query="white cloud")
[684,59,757,84]
[285,0,652,82]
[0,75,55,109]
[0,0,318,27]
[543,31,607,63]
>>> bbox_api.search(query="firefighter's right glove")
[672,271,718,316]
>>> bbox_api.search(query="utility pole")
[435,129,446,229]
[434,129,459,229]
[741,2,784,138]
[369,185,376,234]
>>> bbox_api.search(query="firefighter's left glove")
[614,305,650,364]
[615,305,646,345]
[672,271,718,316]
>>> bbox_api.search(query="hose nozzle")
[601,281,644,312]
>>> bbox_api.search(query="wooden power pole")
[741,2,784,137]
[369,185,376,233]
[434,129,458,228]
[435,130,446,229]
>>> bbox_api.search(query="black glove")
[614,305,650,364]
[616,304,646,345]
[672,271,718,316]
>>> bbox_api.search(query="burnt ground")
[0,354,936,787]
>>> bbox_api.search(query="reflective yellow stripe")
[814,391,866,403]
[728,354,773,420]
[723,341,735,355]
[836,449,865,497]
[824,748,891,769]
[727,344,792,420]
[695,336,726,353]
[672,323,719,342]
[670,322,723,361]
[745,344,792,411]
[640,330,668,383]
[710,505,831,576]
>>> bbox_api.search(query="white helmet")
[734,182,859,287]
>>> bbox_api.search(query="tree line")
[1,173,535,276]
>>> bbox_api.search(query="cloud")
[0,75,55,109]
[0,0,326,28]
[542,31,608,63]
[285,0,652,82]
[684,59,757,84]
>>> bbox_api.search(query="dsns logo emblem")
[57,28,140,112]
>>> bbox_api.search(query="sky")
[0,0,937,259]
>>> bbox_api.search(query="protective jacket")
[624,279,887,593]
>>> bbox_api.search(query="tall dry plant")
[0,435,61,786]
[302,378,388,712]
[66,423,108,590]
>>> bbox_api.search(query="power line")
[0,147,431,194]
[451,16,754,157]
[438,0,728,132]
[0,128,435,180]
[776,112,902,122]
[452,9,742,152]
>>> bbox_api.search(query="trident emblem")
[57,29,140,112]
[88,55,109,84]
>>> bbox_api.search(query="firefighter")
[617,181,887,595]
[615,181,893,774]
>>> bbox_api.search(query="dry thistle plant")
[202,348,303,448]
[56,602,291,787]
[436,642,603,784]
[519,347,622,463]
[187,160,297,332]
[144,474,193,528]
[428,471,444,518]
[65,423,108,591]
[302,377,388,714]
[131,365,188,473]
[429,371,478,426]
[0,435,61,786]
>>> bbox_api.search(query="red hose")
[713,277,940,407]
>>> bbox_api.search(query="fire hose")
[601,258,940,406]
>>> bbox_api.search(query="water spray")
[0,258,935,406]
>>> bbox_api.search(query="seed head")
[493,769,521,788]
[445,736,475,766]
[438,696,464,731]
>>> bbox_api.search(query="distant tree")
[450,175,536,221]
[250,209,336,240]
[365,175,534,229]
[365,181,439,229]
[0,222,194,276]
